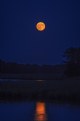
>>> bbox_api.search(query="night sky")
[0,0,80,65]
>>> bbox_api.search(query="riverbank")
[0,78,80,104]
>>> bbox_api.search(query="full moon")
[36,22,46,31]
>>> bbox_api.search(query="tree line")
[64,47,80,77]
[0,47,80,77]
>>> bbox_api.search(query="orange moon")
[36,22,46,31]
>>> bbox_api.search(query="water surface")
[0,102,35,121]
[0,101,80,121]
[47,103,80,121]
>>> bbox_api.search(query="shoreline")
[0,74,80,105]
[0,91,80,105]
[0,81,80,105]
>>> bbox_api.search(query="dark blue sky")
[0,0,80,65]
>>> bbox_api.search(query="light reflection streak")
[35,102,47,121]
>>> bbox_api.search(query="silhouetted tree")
[64,47,80,77]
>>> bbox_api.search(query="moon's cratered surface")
[36,22,46,31]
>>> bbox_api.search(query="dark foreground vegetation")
[0,90,80,104]
[0,79,80,104]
